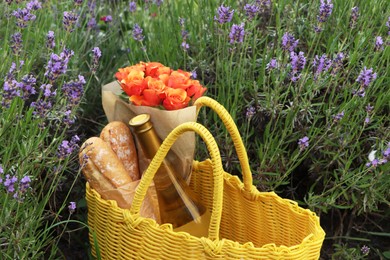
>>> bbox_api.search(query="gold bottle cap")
[129,114,153,134]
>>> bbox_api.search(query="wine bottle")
[129,114,210,238]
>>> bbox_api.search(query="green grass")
[0,0,389,259]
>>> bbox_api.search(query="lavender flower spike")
[298,136,309,151]
[281,32,299,52]
[13,8,36,28]
[132,24,145,41]
[312,54,332,79]
[129,1,137,12]
[69,202,77,214]
[375,36,384,51]
[46,31,55,49]
[11,32,23,56]
[356,67,377,87]
[229,23,245,44]
[214,5,234,24]
[27,0,42,10]
[350,6,359,29]
[244,4,260,20]
[317,0,333,23]
[63,11,79,32]
[91,47,101,72]
[386,16,390,36]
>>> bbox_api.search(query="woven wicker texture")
[86,97,325,259]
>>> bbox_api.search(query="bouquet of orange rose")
[101,62,207,182]
[115,62,207,110]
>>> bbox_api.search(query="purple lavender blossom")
[19,176,31,193]
[229,23,245,44]
[266,58,278,71]
[88,0,96,14]
[30,100,52,119]
[13,8,36,28]
[317,0,333,23]
[375,36,384,51]
[69,201,77,214]
[244,4,260,20]
[91,47,101,72]
[256,0,271,12]
[74,0,83,6]
[290,51,306,81]
[214,5,234,24]
[332,111,344,122]
[246,106,256,119]
[281,32,299,52]
[132,24,145,41]
[154,0,163,7]
[129,1,137,12]
[2,63,20,107]
[179,17,185,27]
[0,165,3,184]
[350,6,359,29]
[27,0,42,10]
[179,18,190,51]
[10,32,23,56]
[63,109,76,126]
[361,245,370,255]
[386,16,390,36]
[181,42,189,51]
[298,136,309,151]
[46,31,55,49]
[63,11,79,32]
[364,117,370,124]
[4,175,18,193]
[40,84,56,97]
[87,17,97,29]
[366,104,374,113]
[191,70,197,79]
[356,67,377,87]
[366,158,379,168]
[62,75,86,105]
[45,49,74,81]
[383,146,390,159]
[312,54,332,79]
[19,74,37,100]
[331,52,345,75]
[57,135,80,159]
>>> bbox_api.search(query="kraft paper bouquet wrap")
[102,61,207,182]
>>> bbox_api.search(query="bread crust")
[79,137,134,208]
[100,121,140,181]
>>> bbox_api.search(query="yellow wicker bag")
[86,97,325,259]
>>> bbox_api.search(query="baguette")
[100,121,140,181]
[79,137,134,208]
[79,136,160,221]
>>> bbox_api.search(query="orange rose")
[129,89,161,107]
[145,62,165,78]
[158,74,170,85]
[120,70,146,96]
[186,80,207,101]
[162,87,191,110]
[167,70,191,89]
[144,76,166,95]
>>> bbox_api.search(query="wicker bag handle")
[130,122,224,240]
[194,97,253,191]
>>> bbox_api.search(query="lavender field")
[0,0,389,259]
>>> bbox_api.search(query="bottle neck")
[135,127,162,159]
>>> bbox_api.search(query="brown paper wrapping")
[101,81,196,183]
[98,180,160,222]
